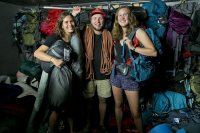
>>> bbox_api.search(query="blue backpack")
[145,28,163,60]
[129,28,163,57]
[125,28,163,82]
[142,0,169,38]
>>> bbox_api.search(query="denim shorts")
[110,74,140,91]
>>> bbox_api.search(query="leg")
[85,97,93,128]
[96,79,112,128]
[48,111,59,133]
[68,117,75,133]
[98,96,107,126]
[112,85,123,133]
[96,79,111,132]
[82,80,96,132]
[125,90,143,133]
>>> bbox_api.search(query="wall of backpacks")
[11,0,200,106]
[0,0,198,133]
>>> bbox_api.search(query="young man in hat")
[72,7,113,133]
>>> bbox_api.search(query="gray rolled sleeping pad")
[48,65,72,108]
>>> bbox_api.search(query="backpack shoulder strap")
[128,28,138,40]
[127,28,140,61]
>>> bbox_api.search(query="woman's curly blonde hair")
[112,6,138,41]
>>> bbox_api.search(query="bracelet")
[132,47,136,51]
[50,57,53,62]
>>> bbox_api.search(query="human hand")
[51,58,65,68]
[124,38,131,47]
[124,38,136,51]
[72,6,81,17]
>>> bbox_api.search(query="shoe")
[58,120,65,131]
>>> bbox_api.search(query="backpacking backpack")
[22,11,40,47]
[128,28,163,59]
[122,28,163,82]
[19,60,42,81]
[166,8,192,76]
[12,13,26,48]
[190,72,200,107]
[12,9,41,61]
[172,2,198,18]
[145,28,163,58]
[142,0,169,38]
[151,91,187,113]
[189,9,200,46]
[40,9,63,36]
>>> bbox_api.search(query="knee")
[115,101,123,109]
[98,97,106,103]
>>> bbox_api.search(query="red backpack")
[40,9,63,36]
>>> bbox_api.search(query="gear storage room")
[0,0,200,133]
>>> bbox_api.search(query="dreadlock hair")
[112,6,138,41]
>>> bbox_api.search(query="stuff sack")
[48,66,72,108]
[40,39,72,73]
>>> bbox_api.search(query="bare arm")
[34,45,64,68]
[71,6,81,17]
[125,28,157,57]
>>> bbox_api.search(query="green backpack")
[190,72,200,106]
[22,11,40,46]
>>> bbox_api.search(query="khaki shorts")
[83,79,111,98]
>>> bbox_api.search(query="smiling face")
[90,13,105,33]
[117,7,130,28]
[62,15,75,35]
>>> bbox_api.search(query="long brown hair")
[112,6,138,41]
[55,11,78,38]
